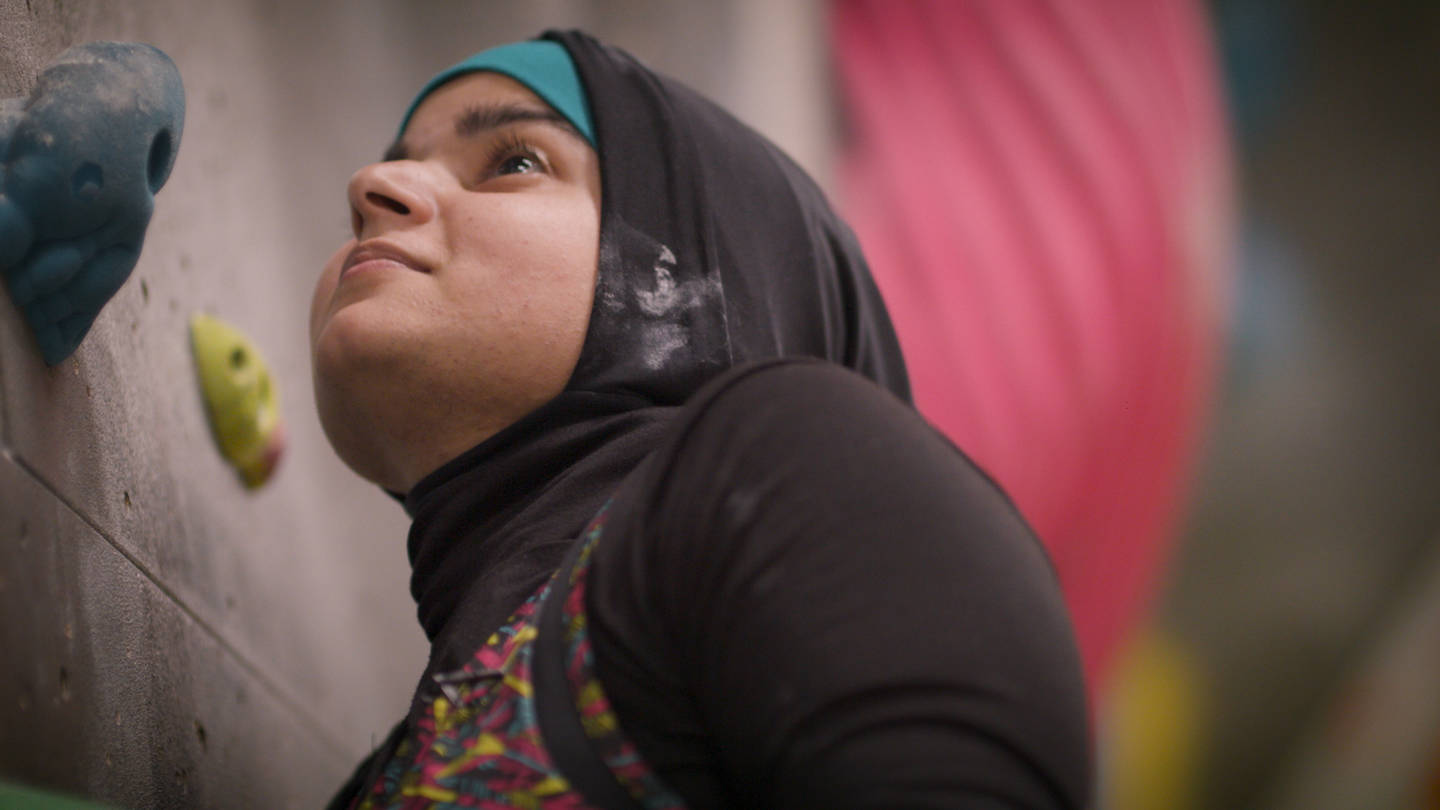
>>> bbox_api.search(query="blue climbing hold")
[0,41,185,366]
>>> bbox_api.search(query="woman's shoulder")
[587,358,1090,808]
[653,357,1023,525]
[599,356,1045,585]
[664,357,942,470]
[678,356,909,427]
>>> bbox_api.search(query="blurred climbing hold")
[0,41,185,365]
[0,779,116,809]
[190,313,285,489]
[1102,626,1207,810]
[829,0,1233,693]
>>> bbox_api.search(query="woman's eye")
[479,135,546,183]
[496,154,539,176]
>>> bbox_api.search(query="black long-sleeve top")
[588,360,1090,808]
[334,361,1090,809]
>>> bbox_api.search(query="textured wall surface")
[0,1,826,807]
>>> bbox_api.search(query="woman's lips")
[341,242,427,280]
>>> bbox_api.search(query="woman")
[312,30,1089,809]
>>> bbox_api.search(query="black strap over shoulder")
[533,530,646,810]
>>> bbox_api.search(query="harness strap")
[534,529,646,810]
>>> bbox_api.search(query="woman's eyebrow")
[381,102,583,163]
[454,102,580,140]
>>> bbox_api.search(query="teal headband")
[396,40,595,146]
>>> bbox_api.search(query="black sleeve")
[588,360,1092,810]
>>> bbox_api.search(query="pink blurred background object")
[830,0,1234,695]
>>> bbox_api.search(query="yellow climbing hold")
[190,313,285,488]
[1102,626,1206,810]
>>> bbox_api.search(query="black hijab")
[404,29,909,672]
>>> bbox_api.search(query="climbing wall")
[0,3,428,807]
[0,1,828,807]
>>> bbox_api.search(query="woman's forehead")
[390,73,574,160]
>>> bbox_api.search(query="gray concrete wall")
[0,2,827,807]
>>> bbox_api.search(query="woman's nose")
[346,161,435,239]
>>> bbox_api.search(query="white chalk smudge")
[635,245,678,316]
[642,323,687,370]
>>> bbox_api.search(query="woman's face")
[309,71,602,490]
